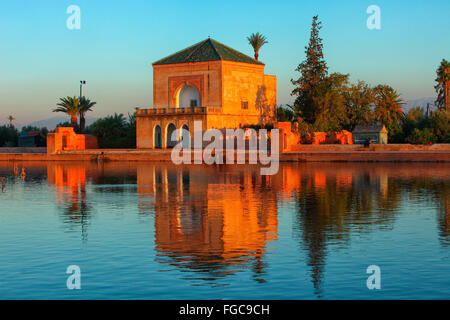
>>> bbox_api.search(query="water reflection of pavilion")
[137,165,278,283]
[42,161,450,290]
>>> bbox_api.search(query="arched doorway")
[177,85,200,108]
[181,124,190,148]
[166,123,177,148]
[154,125,162,148]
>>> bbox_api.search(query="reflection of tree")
[60,186,91,241]
[49,163,140,241]
[39,161,450,292]
[438,196,450,246]
[404,178,450,246]
[47,164,92,241]
[295,188,328,297]
[289,164,450,297]
[293,169,403,297]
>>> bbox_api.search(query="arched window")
[181,124,190,148]
[166,123,177,148]
[177,85,200,108]
[154,125,162,148]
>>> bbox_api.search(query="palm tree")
[247,32,268,61]
[90,113,128,147]
[79,96,97,132]
[434,59,450,111]
[7,115,15,126]
[52,96,81,128]
[373,85,404,129]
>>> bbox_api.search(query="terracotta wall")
[277,122,353,151]
[276,122,301,152]
[221,61,276,124]
[47,127,98,154]
[206,114,260,129]
[153,61,222,108]
[153,60,276,120]
[138,60,277,148]
[304,131,353,145]
[136,114,207,149]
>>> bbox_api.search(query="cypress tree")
[291,15,329,124]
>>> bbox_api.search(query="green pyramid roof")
[153,38,264,66]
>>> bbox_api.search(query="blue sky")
[0,0,449,124]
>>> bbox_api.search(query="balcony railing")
[136,106,222,116]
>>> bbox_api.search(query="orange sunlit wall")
[47,164,87,204]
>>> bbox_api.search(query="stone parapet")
[136,106,224,117]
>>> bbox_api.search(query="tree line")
[51,96,136,148]
[278,15,449,144]
[1,95,136,148]
[0,123,48,148]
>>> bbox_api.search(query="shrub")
[88,113,136,148]
[406,128,437,145]
[0,125,18,147]
[430,110,449,143]
[443,131,450,143]
[277,106,295,122]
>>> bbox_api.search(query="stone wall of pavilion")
[137,57,277,149]
[153,61,222,109]
[221,61,276,126]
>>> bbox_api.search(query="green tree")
[20,126,48,146]
[430,109,450,142]
[127,111,136,128]
[52,96,81,128]
[401,107,427,138]
[434,59,450,110]
[373,85,404,142]
[277,105,295,122]
[406,128,437,145]
[247,32,268,61]
[342,81,375,131]
[20,125,39,133]
[0,125,18,147]
[88,113,135,148]
[291,15,329,125]
[79,96,97,132]
[125,111,137,148]
[312,73,349,132]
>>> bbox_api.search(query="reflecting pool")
[0,162,449,299]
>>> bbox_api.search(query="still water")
[0,161,449,299]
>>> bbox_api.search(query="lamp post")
[80,80,86,98]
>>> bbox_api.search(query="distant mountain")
[23,116,98,130]
[403,97,436,112]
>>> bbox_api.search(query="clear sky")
[0,0,449,125]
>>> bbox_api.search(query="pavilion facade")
[136,38,277,149]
